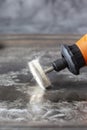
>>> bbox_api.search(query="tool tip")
[28,59,51,90]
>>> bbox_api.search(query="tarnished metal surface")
[0,35,87,129]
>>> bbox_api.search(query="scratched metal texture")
[0,35,87,129]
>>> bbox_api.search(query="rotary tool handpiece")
[52,34,87,75]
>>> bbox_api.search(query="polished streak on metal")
[30,86,45,104]
[28,59,51,90]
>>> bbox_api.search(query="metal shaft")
[44,66,54,74]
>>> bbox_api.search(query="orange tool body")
[76,34,87,65]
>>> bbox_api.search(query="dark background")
[0,0,87,34]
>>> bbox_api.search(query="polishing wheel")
[28,59,53,90]
[28,34,87,90]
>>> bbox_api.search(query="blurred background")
[0,0,87,34]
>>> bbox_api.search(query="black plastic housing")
[52,44,85,75]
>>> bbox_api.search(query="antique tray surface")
[0,35,86,129]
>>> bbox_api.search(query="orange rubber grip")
[76,34,87,65]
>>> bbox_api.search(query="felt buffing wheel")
[28,59,51,90]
